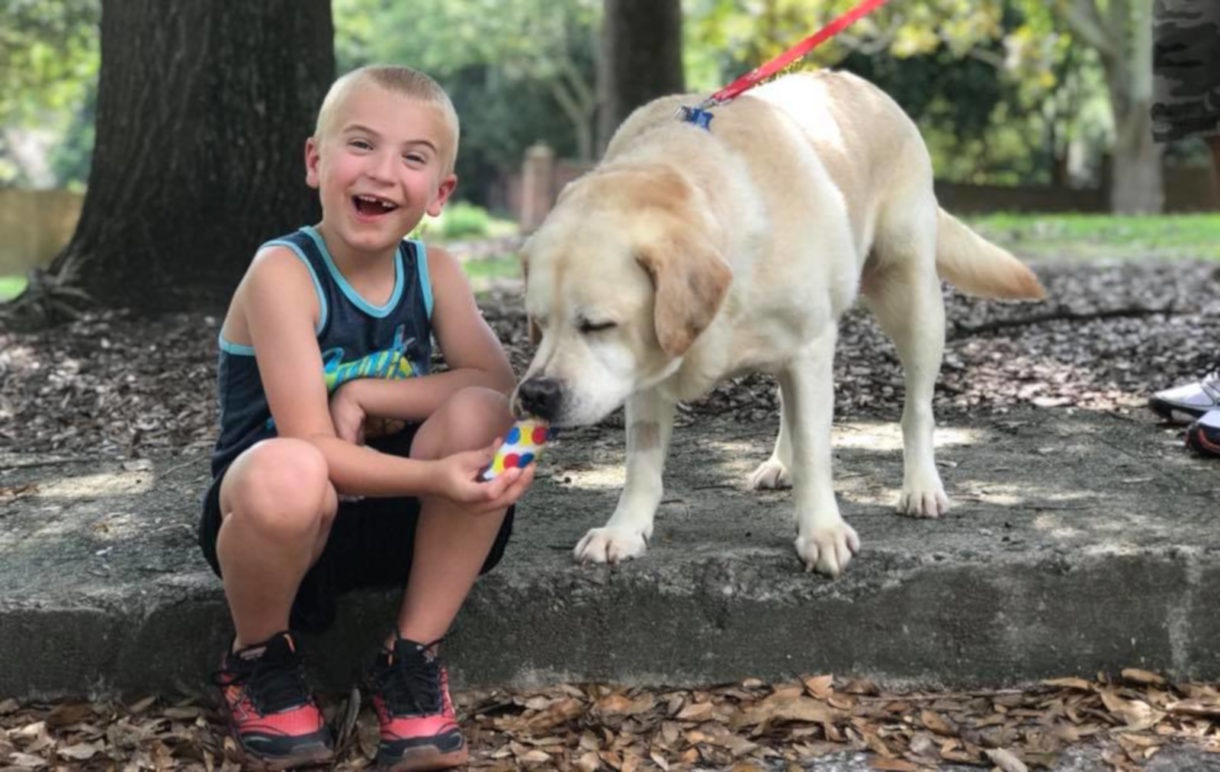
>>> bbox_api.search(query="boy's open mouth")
[352,194,399,216]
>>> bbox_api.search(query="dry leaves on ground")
[3,670,1218,771]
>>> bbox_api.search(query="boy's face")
[305,84,457,256]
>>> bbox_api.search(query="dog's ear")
[636,233,732,357]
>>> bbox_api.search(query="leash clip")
[677,97,718,130]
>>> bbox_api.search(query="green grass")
[0,275,27,302]
[966,213,1220,262]
[461,253,523,294]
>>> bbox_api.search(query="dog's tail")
[935,209,1044,299]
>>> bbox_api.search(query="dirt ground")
[2,257,1219,770]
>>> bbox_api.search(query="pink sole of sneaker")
[226,727,335,771]
[385,745,469,771]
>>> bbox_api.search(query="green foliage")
[685,0,1110,186]
[333,0,599,207]
[0,0,100,187]
[0,275,29,302]
[437,201,492,239]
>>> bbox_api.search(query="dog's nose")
[517,378,562,421]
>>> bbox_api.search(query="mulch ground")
[2,258,1219,770]
[1,671,1217,770]
[2,259,1218,459]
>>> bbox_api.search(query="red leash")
[681,0,894,127]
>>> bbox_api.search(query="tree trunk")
[48,0,334,313]
[597,0,684,155]
[1067,0,1162,213]
[1109,99,1164,213]
[1106,0,1162,213]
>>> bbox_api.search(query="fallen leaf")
[920,709,957,736]
[803,674,834,699]
[1121,668,1165,686]
[1099,689,1166,731]
[732,695,837,729]
[56,741,103,761]
[1042,677,1092,691]
[984,747,1028,772]
[1166,700,1220,718]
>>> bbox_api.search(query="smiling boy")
[199,65,534,770]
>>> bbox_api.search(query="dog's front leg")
[573,388,675,564]
[784,329,860,576]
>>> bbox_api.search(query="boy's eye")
[349,139,372,150]
[404,153,428,165]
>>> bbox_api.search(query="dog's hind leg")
[861,200,949,517]
[784,327,860,576]
[573,388,675,564]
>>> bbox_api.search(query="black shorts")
[198,427,515,633]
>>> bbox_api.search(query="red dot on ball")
[532,427,547,444]
[503,453,519,468]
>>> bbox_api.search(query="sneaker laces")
[213,633,312,714]
[377,636,445,716]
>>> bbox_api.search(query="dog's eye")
[578,320,617,334]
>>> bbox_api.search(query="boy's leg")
[396,386,516,642]
[210,437,338,768]
[216,438,338,647]
[365,386,515,772]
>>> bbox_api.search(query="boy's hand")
[329,384,367,445]
[433,440,535,515]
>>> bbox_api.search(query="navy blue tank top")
[211,226,433,476]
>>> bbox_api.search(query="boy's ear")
[425,174,458,218]
[304,137,321,189]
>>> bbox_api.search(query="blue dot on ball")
[506,426,520,444]
[519,452,534,467]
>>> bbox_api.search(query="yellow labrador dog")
[515,71,1043,576]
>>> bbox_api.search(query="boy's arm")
[244,248,448,497]
[341,245,516,420]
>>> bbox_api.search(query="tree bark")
[1067,0,1162,213]
[597,0,684,155]
[48,0,334,313]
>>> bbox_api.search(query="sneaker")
[1149,371,1220,423]
[364,635,467,771]
[213,631,334,770]
[1186,409,1220,458]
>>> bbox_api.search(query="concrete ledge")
[2,407,1218,699]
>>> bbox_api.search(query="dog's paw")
[748,458,792,489]
[897,486,949,518]
[573,527,648,564]
[794,522,860,577]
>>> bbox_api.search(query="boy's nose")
[365,150,396,181]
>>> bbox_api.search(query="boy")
[199,65,534,770]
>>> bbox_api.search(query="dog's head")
[514,163,732,426]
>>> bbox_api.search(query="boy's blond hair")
[314,65,460,173]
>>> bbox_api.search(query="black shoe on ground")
[364,635,467,771]
[213,631,334,770]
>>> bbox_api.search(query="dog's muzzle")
[516,377,563,422]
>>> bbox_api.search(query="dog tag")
[479,418,553,481]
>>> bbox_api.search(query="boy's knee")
[441,387,513,451]
[222,439,332,539]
